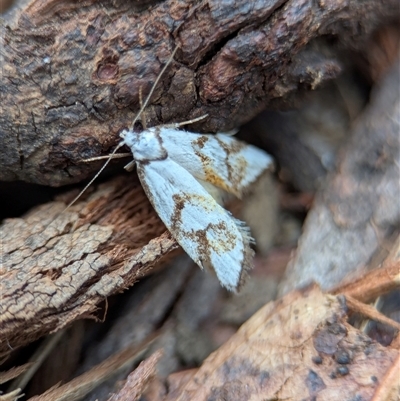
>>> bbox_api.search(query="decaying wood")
[1,0,398,186]
[0,363,33,384]
[26,334,161,401]
[75,256,198,401]
[278,56,400,295]
[106,350,162,401]
[0,388,22,401]
[8,330,65,392]
[0,175,177,356]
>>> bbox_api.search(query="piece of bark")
[0,389,22,401]
[22,323,85,397]
[106,350,163,401]
[0,174,177,357]
[161,285,399,401]
[278,55,400,295]
[77,257,193,401]
[26,334,161,401]
[0,363,33,384]
[1,0,398,185]
[8,330,65,393]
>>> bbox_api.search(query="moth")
[75,47,273,291]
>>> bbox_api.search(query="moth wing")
[137,158,253,291]
[158,128,273,197]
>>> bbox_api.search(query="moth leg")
[124,160,136,172]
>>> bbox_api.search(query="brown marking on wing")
[194,149,233,192]
[170,192,217,232]
[187,220,254,290]
[138,162,253,290]
[216,136,249,192]
[192,135,246,196]
[192,135,209,149]
[170,193,186,233]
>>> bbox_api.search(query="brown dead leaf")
[161,285,398,401]
[370,353,400,401]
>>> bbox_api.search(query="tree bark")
[0,176,177,356]
[1,0,398,185]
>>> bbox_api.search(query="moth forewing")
[153,128,273,198]
[135,157,254,291]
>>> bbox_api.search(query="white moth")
[121,125,273,291]
[75,47,273,291]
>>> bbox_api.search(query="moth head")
[121,127,167,162]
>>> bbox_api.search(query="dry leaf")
[162,286,398,401]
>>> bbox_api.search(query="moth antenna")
[159,114,208,129]
[128,45,179,131]
[82,153,131,162]
[138,86,148,130]
[61,142,124,213]
[139,86,143,109]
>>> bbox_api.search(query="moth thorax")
[122,128,167,162]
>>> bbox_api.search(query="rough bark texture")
[0,175,178,356]
[1,0,398,186]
